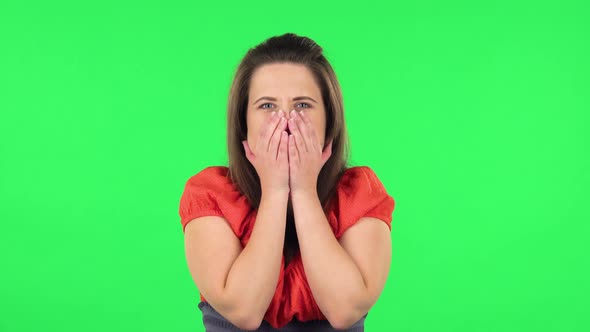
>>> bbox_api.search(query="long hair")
[226,33,351,254]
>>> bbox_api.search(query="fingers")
[298,110,320,151]
[271,113,288,159]
[258,111,282,153]
[288,133,299,164]
[287,110,308,153]
[278,130,289,162]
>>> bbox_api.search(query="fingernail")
[290,110,296,117]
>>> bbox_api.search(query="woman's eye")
[259,102,309,110]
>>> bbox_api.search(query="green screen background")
[1,0,588,331]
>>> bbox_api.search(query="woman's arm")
[223,188,290,328]
[184,187,289,330]
[291,189,386,329]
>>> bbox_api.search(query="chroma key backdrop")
[0,0,588,331]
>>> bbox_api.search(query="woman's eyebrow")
[292,96,318,104]
[253,96,318,105]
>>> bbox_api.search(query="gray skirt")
[198,301,367,332]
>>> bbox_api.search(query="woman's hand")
[287,110,333,194]
[242,110,290,193]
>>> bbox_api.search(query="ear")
[321,139,333,165]
[242,140,256,163]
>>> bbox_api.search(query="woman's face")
[246,62,326,153]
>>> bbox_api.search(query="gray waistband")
[198,301,366,331]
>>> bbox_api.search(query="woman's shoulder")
[187,165,230,186]
[179,165,252,235]
[329,165,395,238]
[337,165,382,190]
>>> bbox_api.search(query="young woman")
[179,33,395,331]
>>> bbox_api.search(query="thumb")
[321,139,333,165]
[242,140,255,163]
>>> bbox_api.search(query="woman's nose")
[281,109,295,120]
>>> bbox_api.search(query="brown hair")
[226,33,351,257]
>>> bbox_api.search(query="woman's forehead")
[252,63,316,84]
[250,71,320,98]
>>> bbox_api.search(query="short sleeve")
[333,166,396,238]
[178,166,251,235]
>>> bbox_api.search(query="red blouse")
[178,165,395,329]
